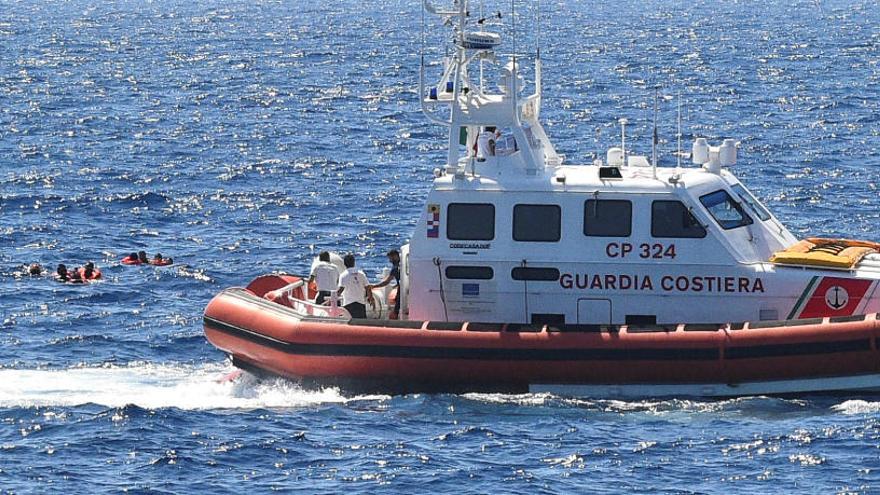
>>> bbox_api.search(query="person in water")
[338,254,374,319]
[55,264,69,282]
[124,252,139,263]
[138,251,149,264]
[308,251,339,305]
[369,249,401,319]
[151,253,172,265]
[69,266,83,283]
[28,263,43,276]
[83,262,99,280]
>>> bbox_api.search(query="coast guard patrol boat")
[204,0,880,396]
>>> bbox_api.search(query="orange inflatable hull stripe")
[203,288,880,389]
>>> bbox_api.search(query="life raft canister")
[770,238,880,269]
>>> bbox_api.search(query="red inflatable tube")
[203,278,880,394]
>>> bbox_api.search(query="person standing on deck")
[338,254,374,319]
[309,251,340,305]
[475,126,496,161]
[369,249,401,319]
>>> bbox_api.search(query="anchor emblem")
[824,285,849,310]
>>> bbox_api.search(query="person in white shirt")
[338,254,374,319]
[475,126,496,161]
[308,251,340,305]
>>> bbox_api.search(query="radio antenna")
[652,86,659,179]
[676,93,682,170]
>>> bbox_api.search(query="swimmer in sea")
[151,253,173,265]
[83,261,100,280]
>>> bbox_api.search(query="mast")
[420,0,556,175]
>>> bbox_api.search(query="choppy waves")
[1,0,879,492]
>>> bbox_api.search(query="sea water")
[1,0,879,492]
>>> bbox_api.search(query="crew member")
[338,254,374,319]
[369,249,401,319]
[308,251,339,305]
[476,126,496,161]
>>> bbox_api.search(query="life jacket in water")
[150,258,173,266]
[78,267,102,281]
[121,257,142,265]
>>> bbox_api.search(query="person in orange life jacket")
[83,261,100,280]
[308,251,339,305]
[138,251,149,264]
[152,253,173,265]
[338,254,374,319]
[368,249,401,319]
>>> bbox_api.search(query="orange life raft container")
[771,238,880,269]
[203,274,880,397]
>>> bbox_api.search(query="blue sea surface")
[1,0,879,492]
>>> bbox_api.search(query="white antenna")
[511,0,516,58]
[676,93,682,170]
[479,0,484,90]
[619,118,628,167]
[536,0,541,57]
[652,86,659,179]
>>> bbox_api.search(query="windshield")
[731,184,771,221]
[699,189,754,230]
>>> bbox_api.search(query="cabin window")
[651,201,707,238]
[513,204,561,242]
[731,184,771,221]
[584,200,632,237]
[447,203,495,240]
[700,189,754,230]
[445,266,494,280]
[511,267,560,281]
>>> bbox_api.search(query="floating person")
[55,264,70,282]
[121,252,141,265]
[27,263,43,276]
[338,254,374,319]
[150,253,173,266]
[69,266,84,283]
[81,261,101,281]
[369,249,401,319]
[308,251,339,305]
[138,251,149,264]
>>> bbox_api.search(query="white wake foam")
[0,362,387,410]
[831,400,880,415]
